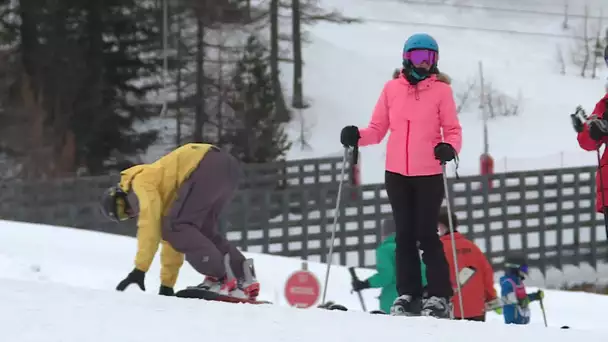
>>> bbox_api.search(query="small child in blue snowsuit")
[499,257,544,325]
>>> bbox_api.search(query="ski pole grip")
[348,266,359,281]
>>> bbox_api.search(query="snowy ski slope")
[2,276,605,342]
[279,0,608,182]
[2,219,608,341]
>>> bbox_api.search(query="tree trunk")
[291,0,305,109]
[193,12,205,142]
[175,10,183,147]
[216,29,224,146]
[18,0,39,87]
[270,0,288,118]
[581,5,590,77]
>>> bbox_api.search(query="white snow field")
[278,0,608,182]
[2,219,608,341]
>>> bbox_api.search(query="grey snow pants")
[161,147,246,279]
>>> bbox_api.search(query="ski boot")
[390,295,422,316]
[421,296,453,319]
[220,255,260,301]
[188,274,237,296]
[236,258,260,301]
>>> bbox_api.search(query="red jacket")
[577,93,608,212]
[440,232,497,319]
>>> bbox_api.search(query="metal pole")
[442,164,465,318]
[479,61,488,155]
[321,148,349,305]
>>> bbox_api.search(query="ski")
[318,301,388,315]
[175,288,271,305]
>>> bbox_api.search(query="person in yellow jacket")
[100,143,260,300]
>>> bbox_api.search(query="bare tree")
[591,9,604,79]
[580,5,591,77]
[294,106,314,151]
[556,45,566,75]
[455,79,477,114]
[562,0,569,30]
[454,75,521,119]
[291,0,306,109]
[484,83,521,118]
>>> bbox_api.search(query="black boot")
[390,295,423,316]
[421,296,453,319]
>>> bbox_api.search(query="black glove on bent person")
[588,118,608,141]
[434,142,456,163]
[116,268,146,291]
[159,285,175,296]
[352,278,370,292]
[340,125,360,147]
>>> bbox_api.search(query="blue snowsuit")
[499,273,542,325]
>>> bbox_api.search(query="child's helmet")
[505,255,529,279]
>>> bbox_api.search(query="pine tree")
[0,0,164,177]
[75,0,163,173]
[226,35,291,163]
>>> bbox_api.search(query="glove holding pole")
[349,267,367,312]
[570,105,608,141]
[570,106,586,133]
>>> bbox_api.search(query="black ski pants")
[385,171,453,299]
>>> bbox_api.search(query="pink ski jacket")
[358,73,462,176]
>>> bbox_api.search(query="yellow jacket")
[118,143,215,288]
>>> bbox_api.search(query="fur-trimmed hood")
[436,72,452,84]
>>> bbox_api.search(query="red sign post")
[284,262,321,308]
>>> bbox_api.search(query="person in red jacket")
[575,91,608,214]
[437,208,501,322]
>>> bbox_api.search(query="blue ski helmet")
[403,33,439,54]
[505,255,529,279]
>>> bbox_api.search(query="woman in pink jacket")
[340,33,462,319]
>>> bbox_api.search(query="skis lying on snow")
[175,288,272,305]
[317,301,387,314]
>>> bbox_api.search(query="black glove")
[352,278,370,292]
[571,112,584,133]
[434,142,456,163]
[588,118,608,141]
[116,268,146,291]
[159,285,174,296]
[340,125,360,147]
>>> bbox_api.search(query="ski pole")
[348,267,367,312]
[442,162,465,318]
[539,297,548,327]
[321,147,350,305]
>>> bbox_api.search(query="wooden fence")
[222,165,608,275]
[1,154,606,275]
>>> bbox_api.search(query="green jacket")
[366,234,427,313]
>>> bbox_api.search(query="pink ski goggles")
[403,49,438,65]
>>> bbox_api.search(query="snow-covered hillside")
[2,218,608,337]
[279,0,608,183]
[140,0,608,183]
[3,276,606,342]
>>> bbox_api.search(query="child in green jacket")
[351,218,427,313]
